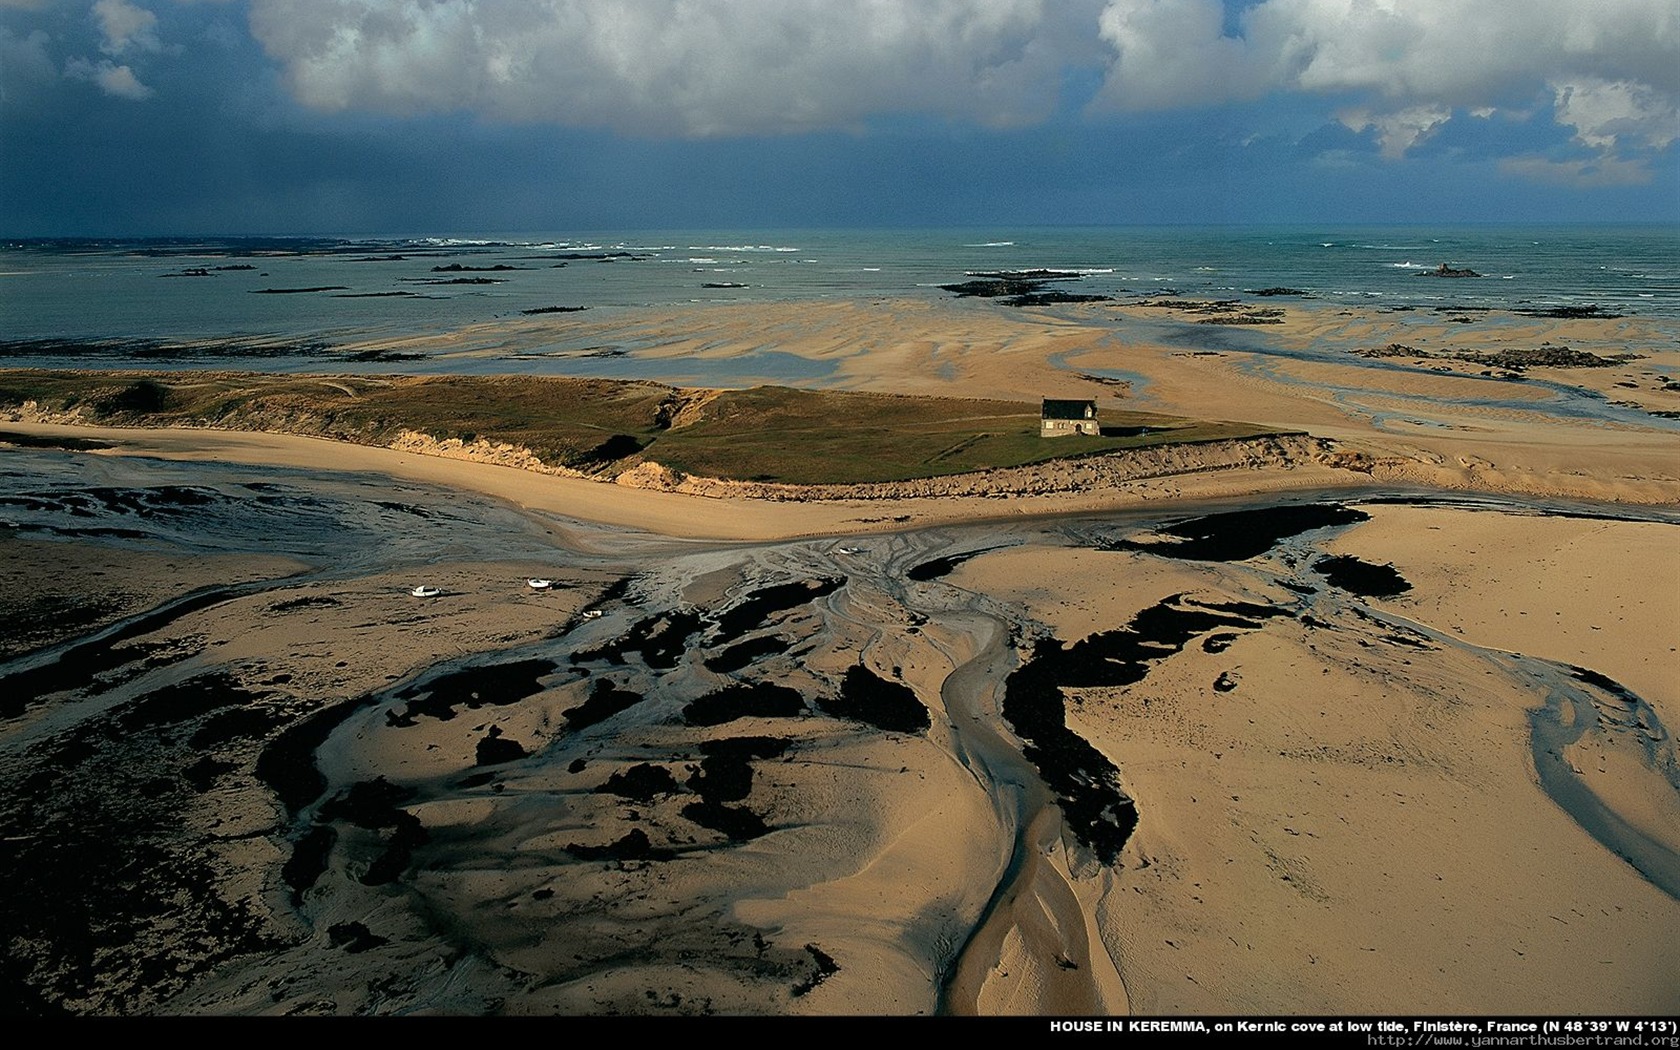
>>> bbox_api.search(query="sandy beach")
[1,294,1676,1016]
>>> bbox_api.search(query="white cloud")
[1092,0,1680,158]
[245,0,1106,137]
[1338,104,1452,160]
[237,0,1680,166]
[1551,76,1678,151]
[93,0,159,55]
[65,55,153,98]
[1093,0,1260,110]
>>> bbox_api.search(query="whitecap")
[688,244,799,253]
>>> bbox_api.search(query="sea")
[2,225,1675,376]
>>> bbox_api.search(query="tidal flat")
[1,283,1677,1016]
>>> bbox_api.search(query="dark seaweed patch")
[0,591,127,663]
[702,635,789,674]
[1312,555,1413,598]
[385,658,557,726]
[562,679,645,731]
[268,595,343,613]
[574,611,703,669]
[1111,504,1370,562]
[282,825,337,900]
[791,944,840,997]
[0,586,242,719]
[1002,593,1291,864]
[0,432,114,451]
[819,665,930,733]
[1001,643,1137,866]
[711,578,844,645]
[682,682,807,727]
[680,801,770,841]
[255,694,377,816]
[181,755,237,792]
[0,709,289,1010]
[116,673,260,734]
[327,922,388,954]
[316,778,429,886]
[566,828,672,862]
[686,736,789,804]
[474,726,529,767]
[907,547,1000,582]
[597,763,681,802]
[1570,665,1642,706]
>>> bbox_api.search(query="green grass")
[0,370,1290,486]
[647,387,1280,484]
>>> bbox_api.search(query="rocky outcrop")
[1421,264,1482,278]
[385,430,592,477]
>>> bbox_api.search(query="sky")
[2,0,1677,234]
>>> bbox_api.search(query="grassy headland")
[0,370,1289,486]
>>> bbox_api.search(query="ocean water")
[2,224,1675,358]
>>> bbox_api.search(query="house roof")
[1041,398,1096,420]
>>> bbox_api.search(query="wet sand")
[1,296,1676,1016]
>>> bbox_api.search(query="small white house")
[1040,398,1099,437]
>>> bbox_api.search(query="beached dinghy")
[410,585,443,598]
[527,578,554,590]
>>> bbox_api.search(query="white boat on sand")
[410,585,443,598]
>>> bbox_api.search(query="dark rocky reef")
[941,269,1086,299]
[1518,305,1623,319]
[1003,291,1111,307]
[1420,264,1482,278]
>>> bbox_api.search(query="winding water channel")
[0,446,1675,1013]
